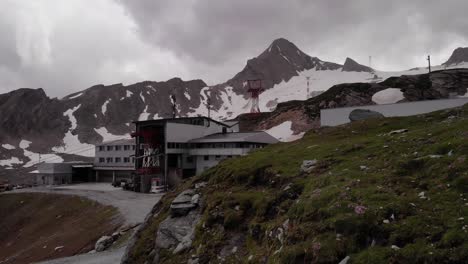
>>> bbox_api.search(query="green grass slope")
[131,104,468,264]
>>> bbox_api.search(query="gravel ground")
[13,183,162,225]
[10,183,163,264]
[36,248,126,264]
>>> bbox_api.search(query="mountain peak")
[443,47,468,66]
[342,57,373,72]
[265,38,304,56]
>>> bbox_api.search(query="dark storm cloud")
[120,0,468,69]
[0,0,467,97]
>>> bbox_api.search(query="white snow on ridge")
[19,140,32,149]
[140,92,145,103]
[126,90,133,97]
[102,99,111,115]
[0,156,22,168]
[184,91,191,100]
[94,127,130,142]
[372,88,404,104]
[52,105,95,157]
[19,139,64,167]
[68,92,83,99]
[139,105,150,121]
[1,144,15,150]
[265,121,304,142]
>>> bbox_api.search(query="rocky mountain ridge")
[1,39,468,182]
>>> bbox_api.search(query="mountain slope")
[443,47,468,66]
[124,103,468,264]
[1,39,468,182]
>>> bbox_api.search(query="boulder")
[170,189,199,217]
[349,109,384,122]
[155,209,201,253]
[95,235,114,252]
[301,159,317,173]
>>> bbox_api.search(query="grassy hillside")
[0,193,121,264]
[131,104,468,264]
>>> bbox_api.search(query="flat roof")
[133,116,233,128]
[189,131,279,144]
[97,138,135,146]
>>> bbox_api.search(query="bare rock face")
[443,47,468,66]
[342,57,374,73]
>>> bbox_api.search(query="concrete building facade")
[132,117,278,192]
[94,139,136,183]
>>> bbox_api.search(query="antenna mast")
[247,79,264,113]
[427,55,431,73]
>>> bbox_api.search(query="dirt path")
[13,183,162,226]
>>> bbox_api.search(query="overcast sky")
[0,0,467,97]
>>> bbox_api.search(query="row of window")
[202,155,233,161]
[168,142,265,149]
[98,157,135,163]
[98,145,136,152]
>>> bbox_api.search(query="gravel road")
[9,183,163,264]
[13,183,162,225]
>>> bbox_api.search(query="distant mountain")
[1,39,468,182]
[342,57,374,72]
[443,47,468,66]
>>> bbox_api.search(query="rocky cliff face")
[252,68,468,133]
[443,47,468,66]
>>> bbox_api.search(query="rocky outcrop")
[443,47,468,66]
[349,109,385,122]
[249,68,468,132]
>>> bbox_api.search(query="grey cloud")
[1,0,468,97]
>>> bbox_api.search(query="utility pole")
[427,55,431,73]
[206,96,211,118]
[306,76,310,99]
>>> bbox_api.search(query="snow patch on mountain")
[265,121,303,142]
[0,156,22,168]
[139,105,150,121]
[140,92,145,103]
[1,144,15,150]
[126,90,133,97]
[69,92,83,99]
[372,88,404,104]
[94,127,129,142]
[102,99,111,115]
[52,105,95,157]
[20,139,64,167]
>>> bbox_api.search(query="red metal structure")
[247,79,264,113]
[131,129,163,175]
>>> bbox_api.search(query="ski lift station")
[34,116,278,192]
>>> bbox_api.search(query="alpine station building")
[132,116,278,192]
[94,139,136,182]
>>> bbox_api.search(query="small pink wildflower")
[354,205,367,215]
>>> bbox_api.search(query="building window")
[186,156,193,163]
[124,157,130,163]
[115,145,122,151]
[215,155,222,160]
[131,157,135,163]
[106,157,113,163]
[98,146,104,151]
[204,155,209,161]
[107,146,113,151]
[115,157,121,163]
[99,157,105,163]
[227,155,232,158]
[124,145,130,151]
[132,145,136,150]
